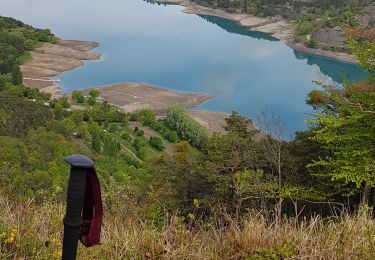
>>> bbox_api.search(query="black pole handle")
[62,155,94,260]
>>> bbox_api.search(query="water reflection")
[199,15,278,42]
[293,51,366,83]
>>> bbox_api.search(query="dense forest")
[0,16,375,259]
[189,0,372,19]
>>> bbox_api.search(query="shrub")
[133,137,147,150]
[165,130,178,142]
[87,96,96,106]
[149,136,165,151]
[136,130,144,137]
[121,132,130,140]
[296,21,313,35]
[308,39,319,48]
[137,147,148,160]
[108,123,119,132]
[72,90,84,103]
[89,88,100,98]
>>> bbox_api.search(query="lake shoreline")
[22,40,229,132]
[21,39,215,113]
[21,40,101,99]
[156,0,357,64]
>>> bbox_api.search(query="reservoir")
[1,0,365,136]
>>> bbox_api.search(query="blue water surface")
[1,0,366,136]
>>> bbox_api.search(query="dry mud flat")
[85,83,212,115]
[85,83,232,133]
[188,111,229,133]
[20,40,100,97]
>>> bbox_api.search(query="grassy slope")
[1,195,375,259]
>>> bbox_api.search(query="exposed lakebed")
[2,0,366,135]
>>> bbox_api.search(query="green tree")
[307,36,375,205]
[0,108,10,126]
[72,90,84,103]
[207,129,262,220]
[11,64,22,85]
[103,134,120,159]
[347,34,375,83]
[166,105,208,149]
[225,111,258,138]
[90,126,102,153]
[0,75,8,90]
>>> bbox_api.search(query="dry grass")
[0,195,374,260]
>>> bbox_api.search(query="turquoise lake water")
[1,0,366,136]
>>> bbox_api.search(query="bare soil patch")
[20,40,100,94]
[188,111,229,134]
[84,83,212,115]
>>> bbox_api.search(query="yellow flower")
[5,236,14,243]
[53,250,62,259]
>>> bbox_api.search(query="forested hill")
[189,0,374,20]
[0,16,57,77]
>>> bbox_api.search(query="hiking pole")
[62,155,103,260]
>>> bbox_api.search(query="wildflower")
[5,227,17,243]
[5,235,14,243]
[53,250,62,259]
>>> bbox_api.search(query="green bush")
[87,96,96,106]
[89,88,100,98]
[308,39,319,48]
[149,136,165,151]
[136,130,144,137]
[108,123,119,132]
[72,90,84,103]
[296,21,314,35]
[164,130,178,143]
[121,132,130,140]
[133,137,147,150]
[137,147,148,160]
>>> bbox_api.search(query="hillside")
[0,15,375,259]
